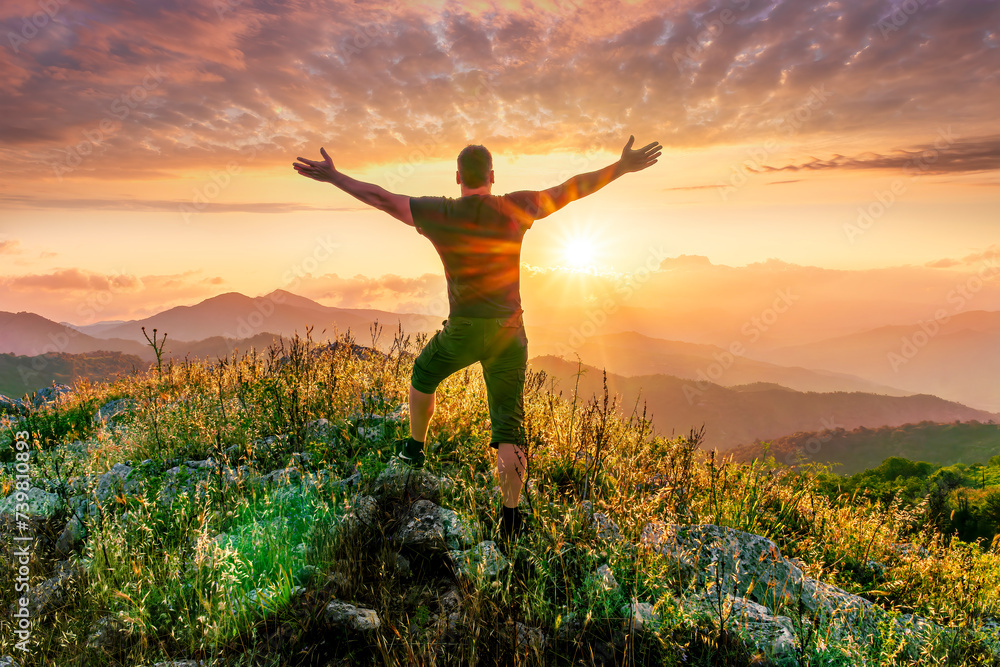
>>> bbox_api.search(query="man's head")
[456,144,494,190]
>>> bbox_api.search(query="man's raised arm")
[516,135,662,220]
[293,147,413,226]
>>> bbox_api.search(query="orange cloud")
[2,0,998,188]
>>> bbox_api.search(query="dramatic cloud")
[2,0,998,186]
[926,245,1000,269]
[0,195,364,213]
[0,268,227,321]
[4,268,142,292]
[760,134,1000,175]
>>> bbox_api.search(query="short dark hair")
[457,144,492,188]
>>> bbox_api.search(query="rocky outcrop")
[394,499,475,552]
[449,540,508,579]
[0,486,63,524]
[325,600,381,631]
[6,560,84,619]
[684,592,798,656]
[0,394,28,415]
[92,398,135,424]
[638,522,935,651]
[372,459,453,502]
[86,614,134,654]
[32,384,72,408]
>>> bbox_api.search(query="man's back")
[410,192,541,318]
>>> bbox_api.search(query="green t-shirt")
[410,192,542,318]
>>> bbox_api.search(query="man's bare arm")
[528,136,662,219]
[293,147,413,226]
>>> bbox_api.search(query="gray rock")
[440,587,462,613]
[372,459,452,502]
[392,500,473,552]
[86,615,132,652]
[440,506,475,549]
[93,463,144,502]
[622,601,658,632]
[55,511,87,556]
[592,564,619,592]
[0,656,23,667]
[157,465,212,506]
[7,560,83,619]
[449,540,508,579]
[393,553,411,578]
[510,622,547,653]
[431,611,465,643]
[591,511,622,543]
[0,395,27,415]
[92,398,135,424]
[686,592,798,656]
[325,600,381,631]
[152,660,207,667]
[32,384,71,408]
[395,499,446,550]
[339,495,379,534]
[306,418,336,442]
[639,523,888,643]
[259,467,301,485]
[294,564,318,586]
[0,486,62,522]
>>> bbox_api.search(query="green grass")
[1,329,998,665]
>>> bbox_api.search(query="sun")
[564,237,598,267]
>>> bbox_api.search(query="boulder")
[32,384,71,408]
[92,463,144,503]
[339,495,379,534]
[591,511,622,543]
[259,467,301,485]
[86,615,133,653]
[0,395,27,415]
[449,540,508,579]
[394,499,446,551]
[685,592,798,656]
[55,510,87,556]
[0,486,63,524]
[325,600,381,632]
[622,601,658,632]
[394,500,475,552]
[510,621,547,653]
[592,564,619,592]
[7,560,83,619]
[640,523,888,643]
[92,398,135,424]
[372,459,452,502]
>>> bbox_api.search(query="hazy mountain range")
[2,290,998,452]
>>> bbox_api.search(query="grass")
[1,328,998,665]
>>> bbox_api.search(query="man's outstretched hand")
[293,147,338,183]
[618,135,662,174]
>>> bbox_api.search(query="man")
[293,136,661,542]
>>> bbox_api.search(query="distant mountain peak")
[259,289,330,311]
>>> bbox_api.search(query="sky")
[0,0,998,331]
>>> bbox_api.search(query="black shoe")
[499,507,527,547]
[393,437,425,469]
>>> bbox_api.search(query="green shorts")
[411,312,528,448]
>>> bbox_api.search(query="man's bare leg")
[496,442,526,508]
[409,383,435,443]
